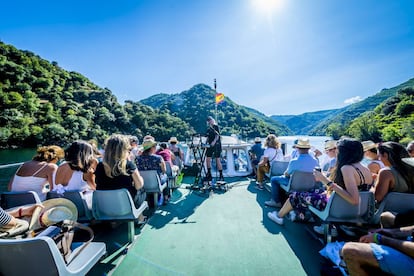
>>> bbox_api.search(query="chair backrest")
[140,170,164,193]
[327,191,375,222]
[165,162,176,178]
[0,191,41,209]
[270,161,289,177]
[372,192,414,224]
[0,236,106,276]
[92,189,139,221]
[47,190,92,221]
[287,171,316,192]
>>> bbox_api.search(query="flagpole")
[214,78,218,125]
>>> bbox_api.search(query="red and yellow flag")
[215,93,224,104]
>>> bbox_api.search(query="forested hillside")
[310,78,414,138]
[271,109,341,135]
[141,84,292,138]
[343,87,414,144]
[0,41,193,148]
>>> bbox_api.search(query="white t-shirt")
[263,148,284,163]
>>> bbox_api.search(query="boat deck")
[87,177,326,276]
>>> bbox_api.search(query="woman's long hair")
[378,142,414,192]
[264,134,280,149]
[103,134,130,177]
[65,140,95,173]
[33,145,64,162]
[330,138,364,189]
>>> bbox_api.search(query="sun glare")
[251,0,284,15]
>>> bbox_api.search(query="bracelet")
[374,233,382,244]
[18,208,22,217]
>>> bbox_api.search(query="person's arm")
[83,158,98,190]
[360,232,414,258]
[132,169,144,190]
[374,169,393,202]
[160,158,167,174]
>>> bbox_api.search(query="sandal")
[137,216,148,225]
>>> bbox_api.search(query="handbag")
[37,219,94,264]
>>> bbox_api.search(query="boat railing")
[0,162,24,169]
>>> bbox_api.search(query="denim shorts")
[370,243,414,275]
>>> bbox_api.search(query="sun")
[251,0,284,15]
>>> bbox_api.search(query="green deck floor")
[108,177,324,276]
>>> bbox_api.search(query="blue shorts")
[370,243,414,275]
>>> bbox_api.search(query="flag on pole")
[215,93,224,104]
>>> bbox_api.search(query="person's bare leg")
[342,242,380,276]
[206,157,211,170]
[380,211,396,228]
[277,200,293,218]
[216,157,222,171]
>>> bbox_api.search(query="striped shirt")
[0,207,12,226]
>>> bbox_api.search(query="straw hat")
[403,157,414,167]
[324,140,337,150]
[168,137,179,143]
[254,137,261,143]
[29,198,78,230]
[142,138,157,151]
[295,138,311,149]
[362,140,377,152]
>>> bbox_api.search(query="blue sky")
[2,0,414,115]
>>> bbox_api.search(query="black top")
[95,160,137,198]
[206,124,221,145]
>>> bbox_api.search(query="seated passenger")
[157,142,179,174]
[407,140,414,158]
[255,134,284,190]
[342,224,414,275]
[249,137,264,177]
[362,140,384,178]
[372,142,414,203]
[265,138,318,208]
[54,140,98,207]
[95,134,146,221]
[321,140,337,176]
[168,137,184,169]
[9,145,64,201]
[267,138,373,225]
[129,135,141,160]
[136,138,169,202]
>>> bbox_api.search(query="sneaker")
[255,185,264,190]
[313,224,338,237]
[265,199,282,208]
[268,211,284,225]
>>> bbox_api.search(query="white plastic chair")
[47,190,93,222]
[165,162,178,188]
[0,236,106,276]
[265,161,289,179]
[92,189,148,243]
[280,171,316,192]
[140,170,167,207]
[309,191,375,243]
[372,192,414,224]
[0,191,41,209]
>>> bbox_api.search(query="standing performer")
[205,116,224,181]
